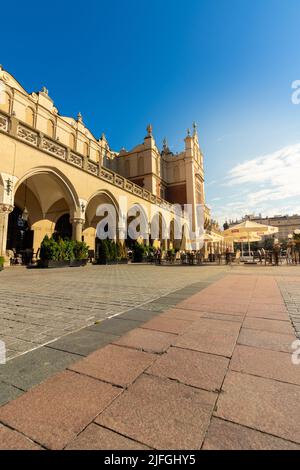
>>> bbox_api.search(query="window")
[0,91,11,113]
[47,120,55,138]
[96,150,101,163]
[69,134,76,151]
[83,142,89,157]
[25,107,35,127]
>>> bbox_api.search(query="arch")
[83,141,89,157]
[47,119,55,138]
[69,133,76,151]
[127,202,149,244]
[14,166,80,213]
[25,106,35,126]
[0,91,12,113]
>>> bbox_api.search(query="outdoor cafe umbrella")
[223,220,278,255]
[224,233,262,257]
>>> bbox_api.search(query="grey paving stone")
[118,309,161,322]
[0,381,23,406]
[47,329,118,356]
[87,318,141,336]
[0,347,81,391]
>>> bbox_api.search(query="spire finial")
[163,137,168,149]
[146,124,152,137]
[77,112,83,123]
[193,121,198,135]
[187,128,191,137]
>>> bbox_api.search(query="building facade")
[0,67,216,263]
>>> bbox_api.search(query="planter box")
[69,259,88,267]
[37,260,87,268]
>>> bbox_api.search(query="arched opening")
[47,120,55,139]
[54,214,72,239]
[0,91,11,113]
[126,204,149,249]
[7,169,78,261]
[25,107,35,127]
[6,206,34,261]
[69,133,76,151]
[84,191,119,260]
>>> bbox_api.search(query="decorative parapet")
[0,111,175,213]
[0,115,9,133]
[87,160,98,176]
[68,152,83,168]
[41,137,67,160]
[17,124,38,146]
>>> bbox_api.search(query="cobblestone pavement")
[276,276,300,338]
[0,264,227,361]
[0,272,299,450]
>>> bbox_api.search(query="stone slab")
[69,345,155,387]
[0,346,81,391]
[202,417,300,450]
[148,347,229,392]
[47,329,118,356]
[215,371,300,444]
[113,328,176,354]
[238,328,295,353]
[0,424,42,450]
[0,370,121,450]
[87,318,141,336]
[96,374,216,450]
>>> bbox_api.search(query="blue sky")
[2,0,300,224]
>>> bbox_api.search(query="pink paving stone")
[65,423,150,450]
[238,328,295,353]
[230,345,300,386]
[96,374,216,450]
[215,371,300,443]
[113,328,176,354]
[140,316,191,335]
[147,346,229,392]
[174,319,240,358]
[0,424,42,450]
[246,309,289,321]
[69,344,155,387]
[247,303,287,314]
[176,301,248,315]
[0,370,121,450]
[200,312,244,323]
[202,418,300,450]
[160,308,204,322]
[243,317,294,335]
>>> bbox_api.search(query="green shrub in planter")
[0,256,4,271]
[132,241,146,263]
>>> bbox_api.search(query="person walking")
[273,241,281,266]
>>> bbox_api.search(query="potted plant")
[132,241,146,263]
[0,256,4,271]
[70,240,89,267]
[38,236,88,268]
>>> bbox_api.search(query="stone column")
[71,218,85,242]
[0,204,14,260]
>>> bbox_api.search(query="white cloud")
[212,143,300,224]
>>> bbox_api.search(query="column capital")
[0,203,14,214]
[70,217,85,225]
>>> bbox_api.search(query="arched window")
[83,142,89,157]
[69,133,76,151]
[96,150,101,163]
[47,120,55,138]
[25,107,35,127]
[0,91,11,113]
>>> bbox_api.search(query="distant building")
[228,214,300,241]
